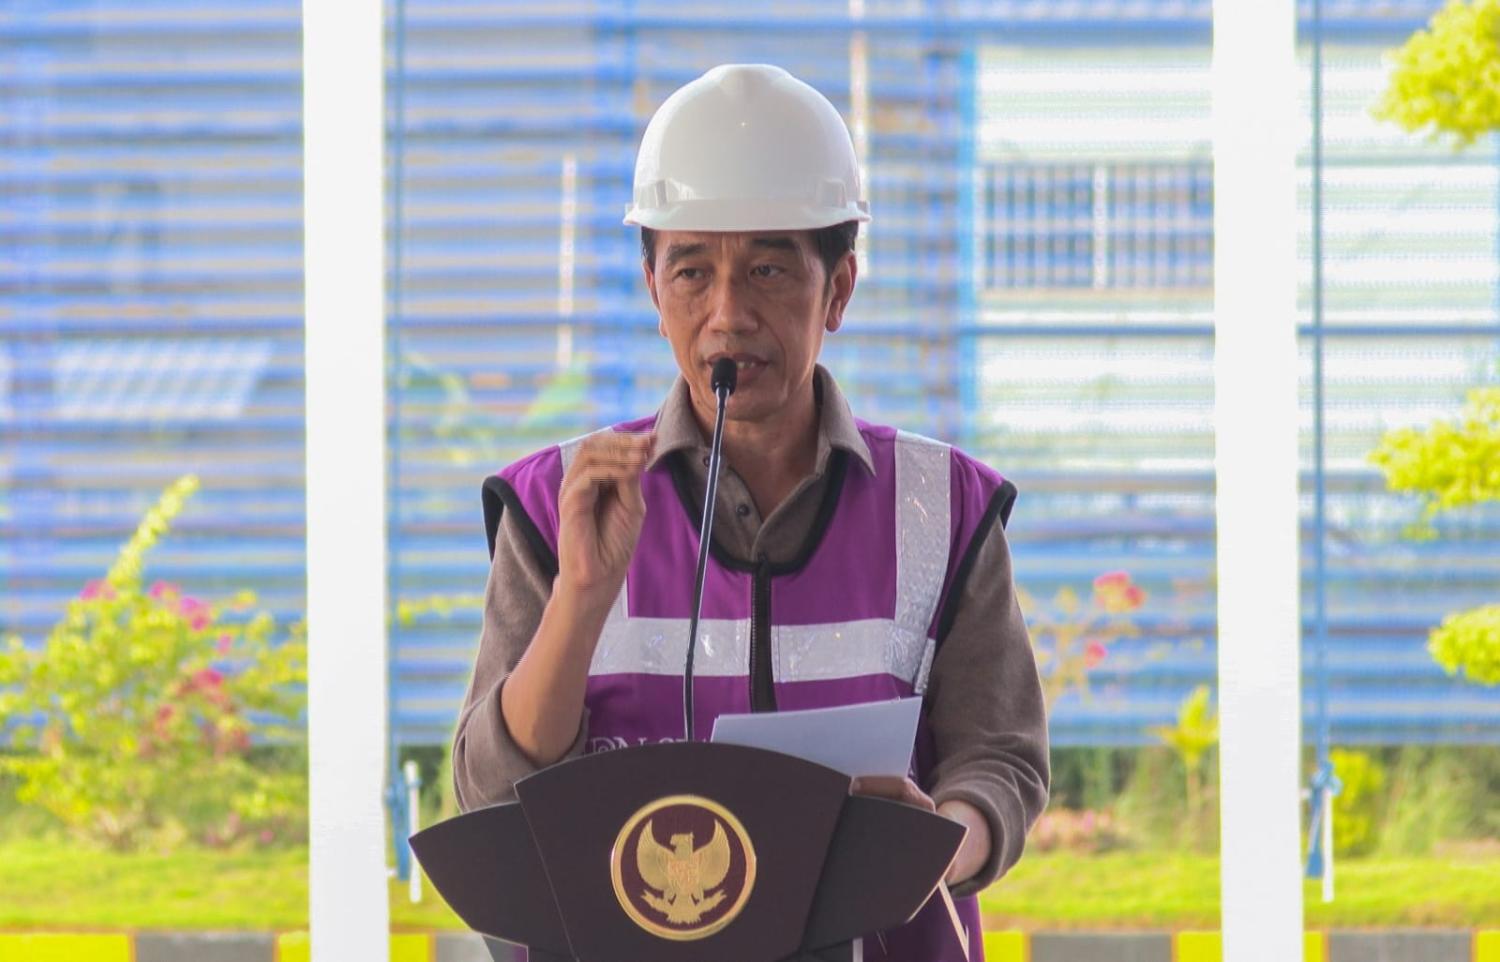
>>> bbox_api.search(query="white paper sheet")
[709,697,922,777]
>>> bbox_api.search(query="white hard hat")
[623,64,871,231]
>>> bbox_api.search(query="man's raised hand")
[555,431,655,610]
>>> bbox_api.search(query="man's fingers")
[850,775,936,813]
[569,432,654,473]
[561,465,647,509]
[560,433,655,508]
[850,775,909,796]
[618,462,647,515]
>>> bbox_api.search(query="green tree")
[1370,387,1500,531]
[1372,2,1500,687]
[1369,388,1500,687]
[1373,0,1500,148]
[1426,604,1500,685]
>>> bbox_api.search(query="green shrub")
[1049,747,1133,812]
[1113,747,1190,850]
[1028,808,1128,854]
[0,476,307,851]
[1149,685,1220,852]
[1376,747,1487,856]
[1327,748,1385,856]
[396,745,457,829]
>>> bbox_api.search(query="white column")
[556,153,578,369]
[848,0,869,276]
[303,0,391,958]
[1212,2,1304,961]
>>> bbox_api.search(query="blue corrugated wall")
[2,0,1495,751]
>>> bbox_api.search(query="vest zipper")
[749,556,776,712]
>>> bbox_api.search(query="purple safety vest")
[485,415,1016,962]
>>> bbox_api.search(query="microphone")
[684,358,738,741]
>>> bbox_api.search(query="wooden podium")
[410,741,968,962]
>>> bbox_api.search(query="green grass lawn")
[2,839,1495,931]
[0,838,310,931]
[979,851,1500,929]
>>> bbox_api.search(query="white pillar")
[848,0,869,276]
[1212,2,1304,960]
[303,0,391,958]
[556,153,578,369]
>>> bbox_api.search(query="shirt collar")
[646,364,875,476]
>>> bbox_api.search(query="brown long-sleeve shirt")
[452,366,1049,896]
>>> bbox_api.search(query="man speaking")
[452,63,1049,961]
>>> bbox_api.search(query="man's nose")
[705,275,757,334]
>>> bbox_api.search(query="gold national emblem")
[610,794,757,940]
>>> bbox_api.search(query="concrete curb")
[136,932,273,962]
[0,929,1494,961]
[1327,930,1474,962]
[1030,932,1173,962]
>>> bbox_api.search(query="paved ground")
[0,929,1491,961]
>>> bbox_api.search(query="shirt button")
[735,503,751,519]
[701,455,710,467]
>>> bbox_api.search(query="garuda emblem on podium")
[610,794,757,940]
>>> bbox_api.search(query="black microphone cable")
[684,357,738,741]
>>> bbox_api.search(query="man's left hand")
[850,776,992,886]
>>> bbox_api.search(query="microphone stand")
[684,358,737,741]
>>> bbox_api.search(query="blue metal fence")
[2,0,1496,762]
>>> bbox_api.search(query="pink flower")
[80,580,115,601]
[210,724,251,757]
[1084,641,1108,667]
[216,633,234,654]
[148,581,180,600]
[1094,571,1147,614]
[150,703,178,742]
[191,667,223,689]
[1093,571,1129,590]
[188,667,231,709]
[179,597,211,631]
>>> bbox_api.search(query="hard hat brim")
[623,198,871,232]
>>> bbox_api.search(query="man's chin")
[723,396,782,424]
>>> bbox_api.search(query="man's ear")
[824,251,857,334]
[642,258,666,336]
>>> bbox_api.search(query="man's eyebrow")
[663,242,708,268]
[750,236,799,253]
